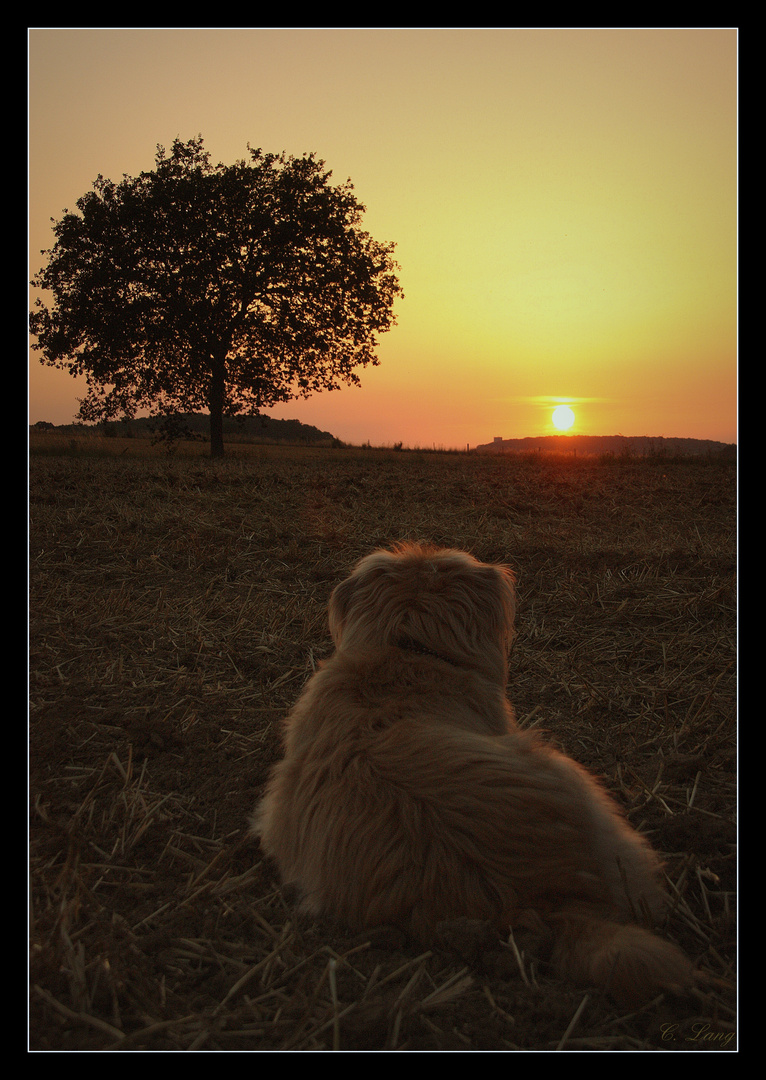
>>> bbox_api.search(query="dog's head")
[328,543,516,681]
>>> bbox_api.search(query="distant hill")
[475,434,736,458]
[32,413,339,445]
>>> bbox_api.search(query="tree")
[30,136,403,457]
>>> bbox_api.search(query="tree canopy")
[30,136,403,456]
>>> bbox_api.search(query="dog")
[253,543,693,1006]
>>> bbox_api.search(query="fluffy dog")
[253,543,692,1005]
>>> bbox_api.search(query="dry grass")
[29,442,736,1050]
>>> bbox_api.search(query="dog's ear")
[490,563,516,625]
[492,563,517,646]
[461,561,517,649]
[328,574,357,647]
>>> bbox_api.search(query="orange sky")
[28,27,737,447]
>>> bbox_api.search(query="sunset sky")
[28,27,737,448]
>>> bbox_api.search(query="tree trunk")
[209,357,226,458]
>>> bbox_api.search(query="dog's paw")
[435,918,518,980]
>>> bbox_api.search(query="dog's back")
[253,545,693,1006]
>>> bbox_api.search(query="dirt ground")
[29,443,736,1050]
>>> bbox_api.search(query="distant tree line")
[476,434,736,458]
[31,412,340,446]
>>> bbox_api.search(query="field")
[29,438,737,1051]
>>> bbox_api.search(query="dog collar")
[395,638,461,667]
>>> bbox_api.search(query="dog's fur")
[253,543,692,1005]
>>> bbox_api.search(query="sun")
[552,405,575,431]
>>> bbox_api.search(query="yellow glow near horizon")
[28,28,737,448]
